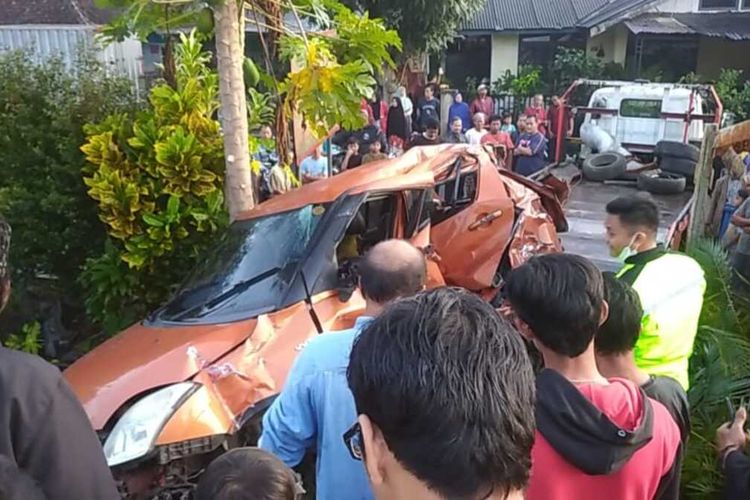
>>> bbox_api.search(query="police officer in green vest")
[604,195,706,390]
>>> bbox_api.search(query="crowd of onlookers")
[0,195,747,499]
[258,84,574,202]
[3,82,750,500]
[707,148,750,293]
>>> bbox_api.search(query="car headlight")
[103,382,198,467]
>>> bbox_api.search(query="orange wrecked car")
[64,144,566,498]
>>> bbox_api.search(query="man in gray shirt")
[730,197,750,293]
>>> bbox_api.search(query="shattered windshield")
[155,204,328,323]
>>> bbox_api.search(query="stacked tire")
[636,172,687,195]
[655,140,699,181]
[582,152,627,181]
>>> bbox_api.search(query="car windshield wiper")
[147,281,222,322]
[171,267,282,321]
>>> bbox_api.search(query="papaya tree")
[96,0,399,219]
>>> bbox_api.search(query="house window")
[743,0,750,8]
[620,99,662,119]
[699,0,738,9]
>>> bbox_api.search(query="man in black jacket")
[0,218,119,500]
[717,406,750,500]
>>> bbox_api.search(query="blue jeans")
[720,203,735,238]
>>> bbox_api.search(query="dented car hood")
[64,320,255,430]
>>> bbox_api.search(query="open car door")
[430,154,516,291]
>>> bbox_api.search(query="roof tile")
[463,0,652,32]
[0,0,113,26]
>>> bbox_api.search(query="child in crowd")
[362,140,388,164]
[195,448,304,500]
[501,112,519,144]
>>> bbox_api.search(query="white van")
[581,83,708,155]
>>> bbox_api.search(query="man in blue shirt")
[259,240,427,500]
[514,115,547,177]
[299,145,328,184]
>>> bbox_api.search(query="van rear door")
[616,97,664,149]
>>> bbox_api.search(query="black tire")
[582,152,627,182]
[655,140,699,162]
[637,172,687,195]
[659,156,697,180]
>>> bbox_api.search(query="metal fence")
[0,25,144,93]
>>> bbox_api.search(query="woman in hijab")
[387,97,408,143]
[448,92,471,132]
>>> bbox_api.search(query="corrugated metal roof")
[625,16,693,36]
[625,12,750,41]
[0,0,114,26]
[463,0,654,33]
[579,0,662,28]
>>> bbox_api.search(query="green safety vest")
[617,253,706,390]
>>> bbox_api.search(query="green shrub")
[552,47,604,88]
[714,68,750,122]
[0,50,136,310]
[80,32,230,333]
[4,321,42,355]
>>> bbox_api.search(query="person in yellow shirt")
[604,195,705,389]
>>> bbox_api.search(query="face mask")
[616,235,639,263]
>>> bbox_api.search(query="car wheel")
[655,140,700,162]
[637,172,687,195]
[659,156,697,180]
[582,152,627,182]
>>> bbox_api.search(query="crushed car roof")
[238,145,477,220]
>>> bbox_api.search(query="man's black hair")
[347,136,359,146]
[424,117,440,131]
[358,241,426,304]
[195,448,300,500]
[489,114,503,124]
[606,195,660,233]
[451,116,463,124]
[739,188,749,200]
[595,272,644,355]
[0,456,45,500]
[504,253,605,358]
[502,112,512,119]
[348,287,535,499]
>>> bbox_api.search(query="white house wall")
[0,25,143,90]
[490,34,519,81]
[587,24,629,64]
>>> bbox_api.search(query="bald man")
[260,240,427,500]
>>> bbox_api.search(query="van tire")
[655,141,700,162]
[637,172,687,195]
[583,153,627,182]
[659,156,697,180]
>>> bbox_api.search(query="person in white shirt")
[465,113,488,146]
[397,86,414,135]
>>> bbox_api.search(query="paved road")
[553,166,693,272]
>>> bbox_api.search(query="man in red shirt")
[481,114,514,168]
[470,84,495,118]
[505,253,681,500]
[524,94,548,137]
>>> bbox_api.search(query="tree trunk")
[214,0,255,218]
